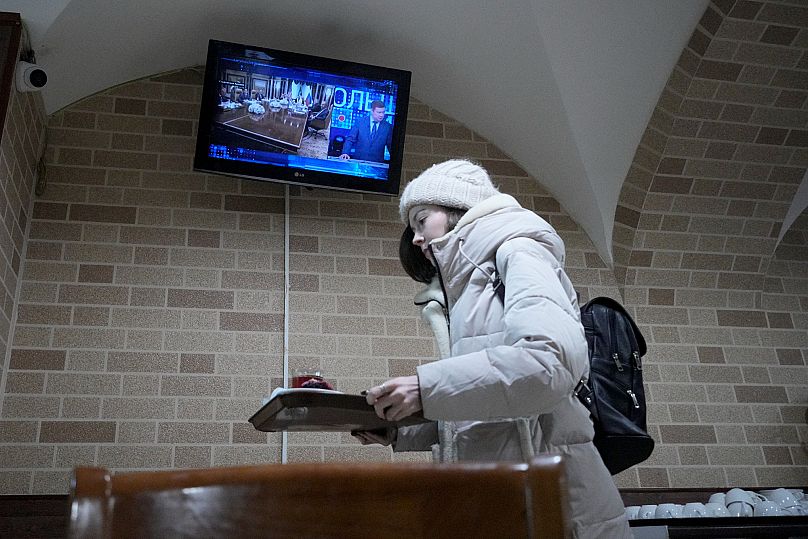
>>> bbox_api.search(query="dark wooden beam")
[0,12,22,140]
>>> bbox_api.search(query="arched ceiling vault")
[7,0,714,265]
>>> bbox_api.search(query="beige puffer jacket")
[394,194,631,539]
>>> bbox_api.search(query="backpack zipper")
[627,389,640,409]
[633,351,642,370]
[612,352,624,372]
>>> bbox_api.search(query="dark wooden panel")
[69,458,569,538]
[0,495,69,538]
[0,12,21,137]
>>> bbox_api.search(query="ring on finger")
[380,382,387,394]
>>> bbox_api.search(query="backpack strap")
[573,378,593,407]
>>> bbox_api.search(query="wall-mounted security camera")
[15,61,48,92]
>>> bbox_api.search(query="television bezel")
[193,39,412,197]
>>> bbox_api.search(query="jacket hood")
[429,194,565,305]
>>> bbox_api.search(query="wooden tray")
[248,389,431,432]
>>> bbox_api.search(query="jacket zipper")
[429,245,450,327]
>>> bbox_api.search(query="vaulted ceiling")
[7,0,715,264]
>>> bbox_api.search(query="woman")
[353,159,630,538]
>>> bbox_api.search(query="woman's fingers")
[365,376,422,421]
[351,428,394,446]
[385,398,418,422]
[371,392,402,420]
[350,431,369,444]
[372,394,416,422]
[352,431,379,445]
[367,381,393,419]
[365,382,389,405]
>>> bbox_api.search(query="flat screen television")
[194,40,411,196]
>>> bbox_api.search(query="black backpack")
[576,297,654,475]
[493,279,653,475]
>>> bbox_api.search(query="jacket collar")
[427,194,564,309]
[428,194,523,307]
[431,194,522,246]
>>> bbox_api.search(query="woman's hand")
[351,427,397,446]
[365,375,422,421]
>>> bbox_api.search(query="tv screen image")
[194,40,411,196]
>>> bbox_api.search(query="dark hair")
[444,207,465,230]
[399,226,435,283]
[370,100,385,110]
[398,206,466,284]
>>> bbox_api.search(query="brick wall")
[0,0,806,494]
[0,82,46,495]
[1,67,614,493]
[613,0,808,488]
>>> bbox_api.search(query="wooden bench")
[69,455,570,538]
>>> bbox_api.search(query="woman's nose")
[412,234,423,246]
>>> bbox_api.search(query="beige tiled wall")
[612,0,808,488]
[0,0,806,495]
[0,82,47,495]
[1,68,614,493]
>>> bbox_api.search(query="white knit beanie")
[398,159,499,223]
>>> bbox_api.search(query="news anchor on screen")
[339,100,393,163]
